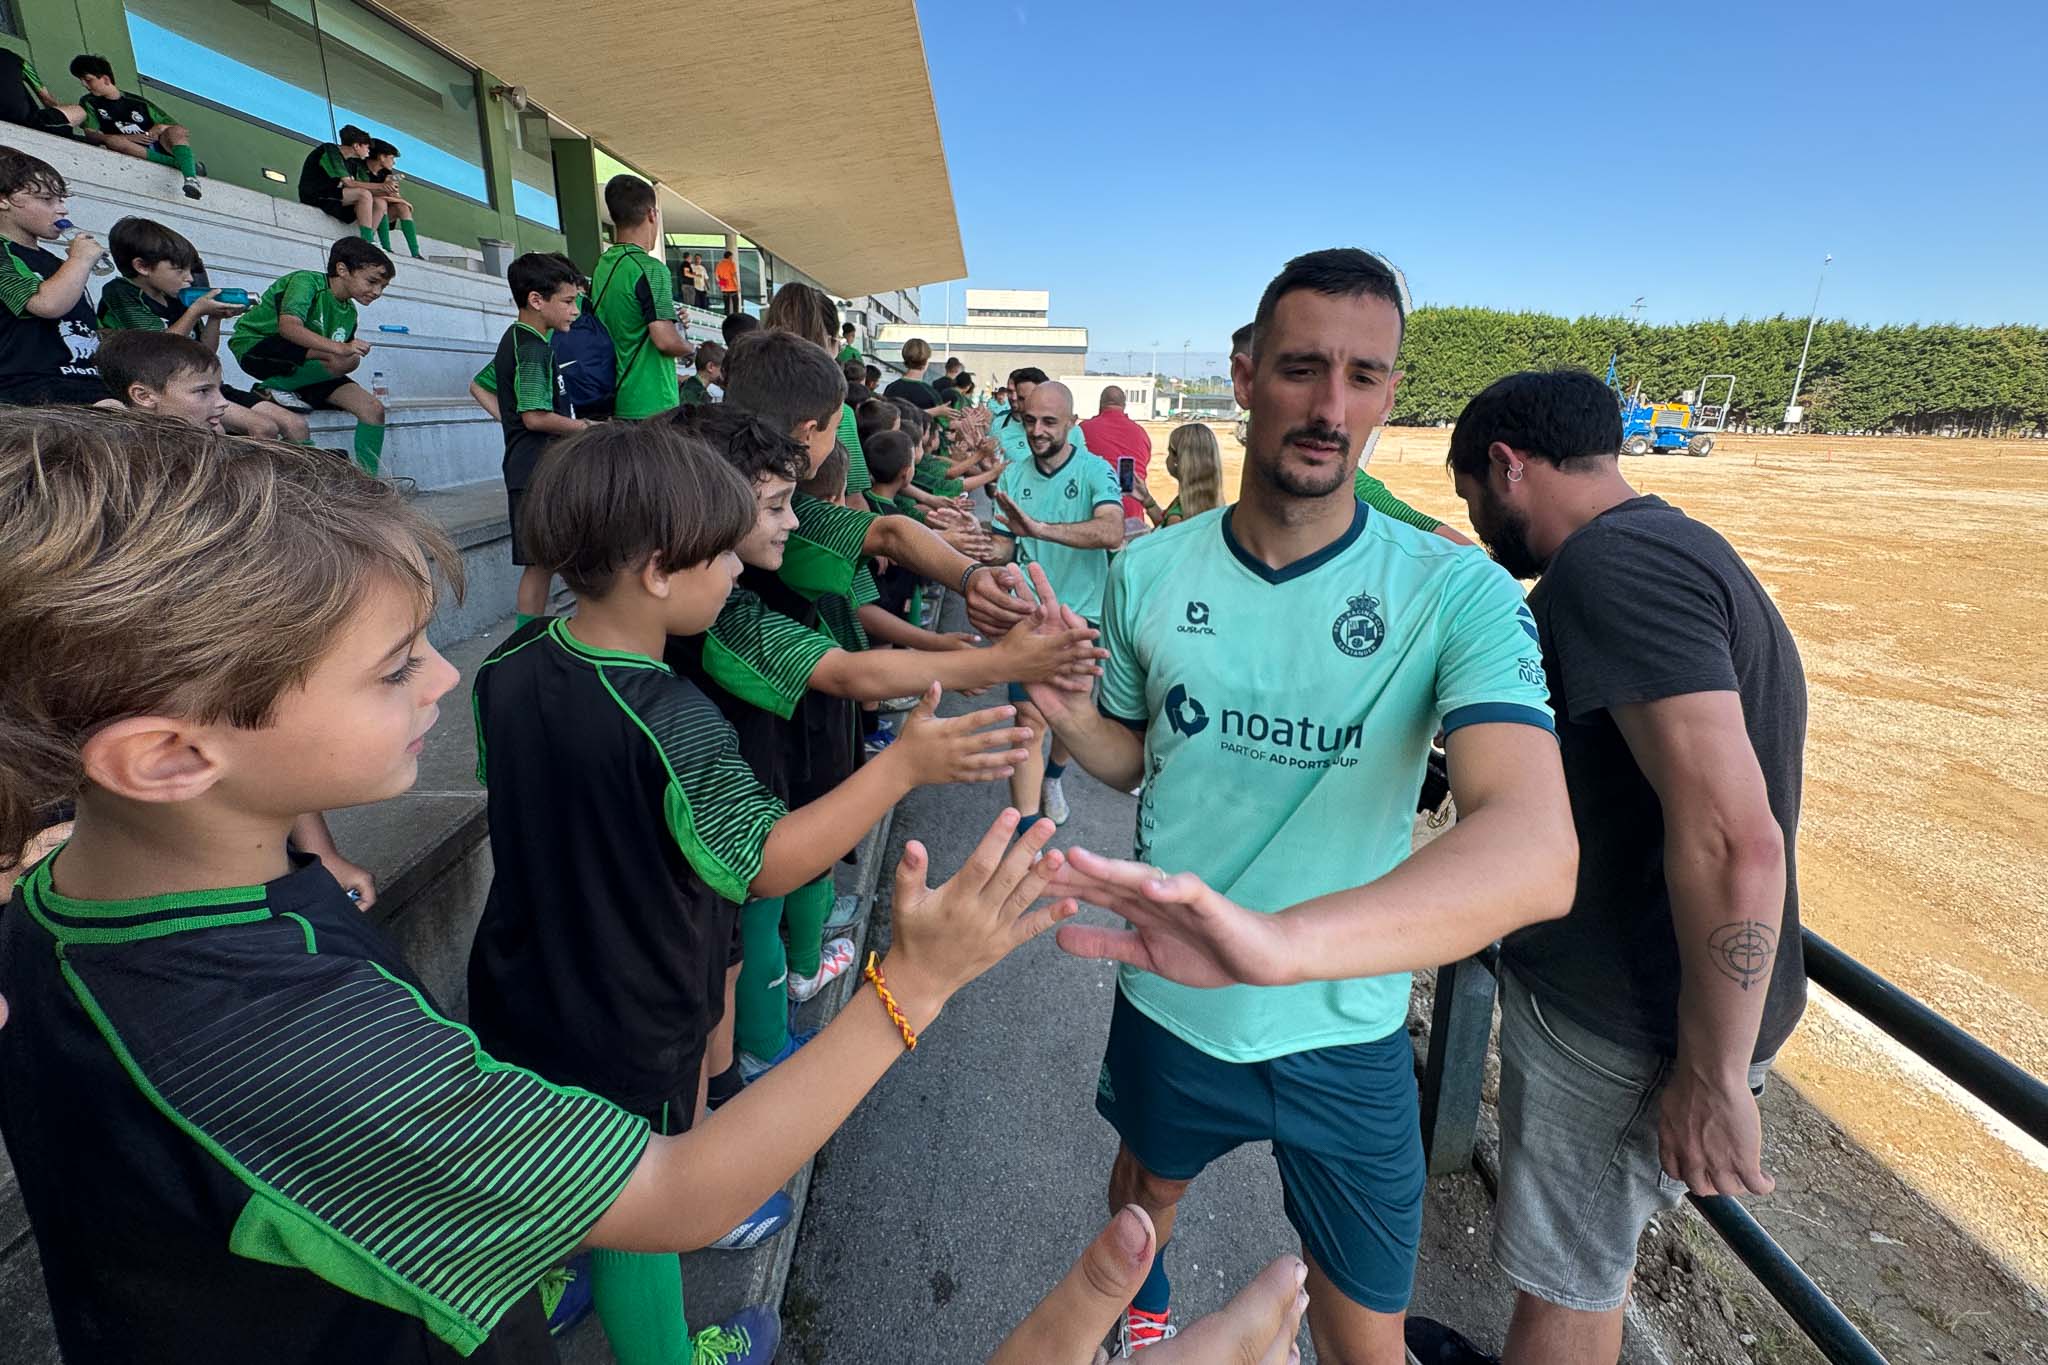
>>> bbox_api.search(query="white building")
[877,287,1088,386]
[1060,374,1167,420]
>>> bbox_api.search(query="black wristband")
[958,561,989,597]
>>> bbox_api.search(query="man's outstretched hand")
[1049,847,1297,989]
[988,1204,1308,1364]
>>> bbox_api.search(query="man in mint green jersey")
[1021,249,1578,1362]
[987,379,1123,833]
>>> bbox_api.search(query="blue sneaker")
[863,725,896,757]
[691,1304,780,1363]
[737,1026,817,1082]
[708,1189,793,1250]
[540,1252,592,1335]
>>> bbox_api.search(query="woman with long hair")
[1136,421,1224,527]
[762,281,839,350]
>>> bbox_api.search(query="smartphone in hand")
[1117,456,1136,494]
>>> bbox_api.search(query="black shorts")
[506,487,533,566]
[0,373,111,407]
[219,382,266,410]
[235,337,354,409]
[305,190,353,224]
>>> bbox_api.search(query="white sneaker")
[181,175,202,200]
[1042,777,1070,826]
[787,937,855,1003]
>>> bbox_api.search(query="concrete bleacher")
[10,123,521,639]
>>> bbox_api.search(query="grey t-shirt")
[1502,495,1808,1061]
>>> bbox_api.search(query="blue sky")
[917,0,2047,361]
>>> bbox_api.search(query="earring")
[1507,464,1524,483]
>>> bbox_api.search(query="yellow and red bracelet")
[864,952,918,1053]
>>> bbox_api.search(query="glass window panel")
[510,110,558,228]
[313,0,487,202]
[126,0,332,143]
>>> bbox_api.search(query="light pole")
[1784,254,1832,426]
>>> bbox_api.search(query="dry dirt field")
[1140,421,2048,1291]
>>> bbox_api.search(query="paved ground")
[780,642,1594,1363]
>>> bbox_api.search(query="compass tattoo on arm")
[1708,920,1777,991]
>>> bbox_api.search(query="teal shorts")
[1095,986,1423,1312]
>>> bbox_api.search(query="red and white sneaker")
[1114,1306,1177,1357]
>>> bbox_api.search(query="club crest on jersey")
[1063,479,1077,499]
[1331,592,1385,658]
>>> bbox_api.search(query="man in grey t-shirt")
[1410,369,1807,1365]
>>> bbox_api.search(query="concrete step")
[307,397,502,492]
[408,479,518,645]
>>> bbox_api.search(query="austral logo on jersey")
[1331,592,1385,658]
[1178,600,1216,636]
[1164,682,1363,770]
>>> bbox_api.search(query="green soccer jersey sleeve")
[511,325,554,414]
[701,588,837,719]
[472,360,498,393]
[652,697,789,902]
[1433,556,1555,735]
[320,147,348,181]
[96,277,165,332]
[0,249,41,316]
[839,403,872,494]
[1098,552,1149,726]
[639,255,674,319]
[779,492,878,600]
[1354,468,1442,532]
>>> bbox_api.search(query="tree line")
[1387,308,2048,436]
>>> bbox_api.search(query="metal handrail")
[1417,930,2048,1365]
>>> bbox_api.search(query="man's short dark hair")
[522,422,754,598]
[1230,322,1255,358]
[863,428,914,486]
[603,173,657,228]
[337,124,372,147]
[723,330,844,431]
[721,311,760,347]
[1009,367,1048,387]
[0,146,66,201]
[68,54,115,82]
[97,329,218,399]
[1446,369,1623,483]
[507,251,581,310]
[367,138,399,160]
[1250,248,1405,359]
[667,401,808,484]
[109,216,199,278]
[855,396,898,450]
[327,235,393,279]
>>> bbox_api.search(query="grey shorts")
[1492,967,1771,1312]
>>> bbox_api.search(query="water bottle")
[53,219,115,276]
[371,369,388,399]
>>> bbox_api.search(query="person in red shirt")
[1079,384,1152,525]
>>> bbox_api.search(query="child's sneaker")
[1403,1316,1499,1364]
[823,891,864,932]
[691,1305,780,1364]
[879,693,922,713]
[862,725,896,757]
[737,1026,817,1082]
[1042,776,1070,825]
[787,936,855,1003]
[180,175,202,200]
[707,1190,793,1250]
[539,1252,592,1335]
[1115,1306,1176,1356]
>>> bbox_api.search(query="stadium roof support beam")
[372,0,965,296]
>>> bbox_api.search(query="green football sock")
[375,219,391,250]
[144,144,176,168]
[735,897,789,1060]
[353,420,385,475]
[399,218,420,257]
[171,143,197,178]
[356,225,374,242]
[783,875,834,979]
[588,1247,689,1365]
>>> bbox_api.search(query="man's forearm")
[1668,822,1786,1079]
[869,514,971,586]
[1024,514,1123,551]
[1272,788,1576,985]
[1040,702,1145,791]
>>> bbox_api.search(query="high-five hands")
[989,1205,1308,1364]
[1047,848,1295,990]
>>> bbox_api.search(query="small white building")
[1060,374,1166,421]
[876,287,1088,384]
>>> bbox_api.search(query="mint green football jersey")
[1098,501,1554,1062]
[993,442,1122,623]
[993,409,1093,465]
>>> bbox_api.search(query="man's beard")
[1476,486,1545,580]
[1029,430,1066,458]
[1247,419,1352,499]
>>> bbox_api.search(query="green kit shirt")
[992,408,1093,464]
[590,243,677,419]
[230,270,356,360]
[992,442,1122,623]
[494,320,569,490]
[1098,502,1554,1062]
[838,402,871,494]
[779,491,877,602]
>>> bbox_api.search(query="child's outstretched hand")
[881,810,1076,1030]
[889,684,1033,786]
[992,609,1105,687]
